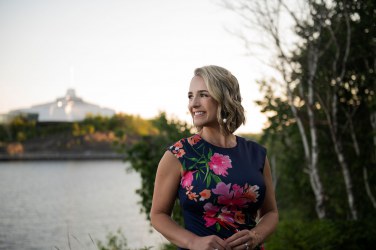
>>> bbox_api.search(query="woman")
[150,65,278,250]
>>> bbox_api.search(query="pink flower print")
[204,217,218,228]
[218,207,234,223]
[171,141,183,152]
[185,186,199,202]
[203,202,219,214]
[212,182,248,208]
[176,149,185,158]
[234,211,245,224]
[208,153,232,177]
[232,184,244,200]
[203,203,220,227]
[212,182,232,199]
[187,134,201,145]
[243,184,260,203]
[181,171,196,188]
[187,191,199,201]
[218,207,238,229]
[199,189,211,201]
[170,140,185,158]
[203,202,239,230]
[232,184,241,192]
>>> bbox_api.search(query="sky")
[0,0,278,134]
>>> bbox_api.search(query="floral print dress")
[168,134,267,249]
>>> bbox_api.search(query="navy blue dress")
[168,134,267,249]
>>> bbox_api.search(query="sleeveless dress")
[168,134,267,250]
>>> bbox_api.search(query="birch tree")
[223,0,328,218]
[223,0,376,219]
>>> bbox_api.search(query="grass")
[53,229,156,250]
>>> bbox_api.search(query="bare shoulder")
[157,151,183,177]
[151,151,183,216]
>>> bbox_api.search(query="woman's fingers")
[191,235,229,250]
[214,235,230,250]
[226,230,257,250]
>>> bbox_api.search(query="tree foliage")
[227,0,376,220]
[265,218,376,250]
[0,113,155,142]
[122,112,192,224]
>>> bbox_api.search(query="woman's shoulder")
[237,136,267,171]
[169,134,202,147]
[237,136,267,154]
[167,134,202,159]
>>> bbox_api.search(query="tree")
[225,0,376,219]
[122,112,192,224]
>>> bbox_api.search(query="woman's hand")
[188,235,231,250]
[225,229,261,250]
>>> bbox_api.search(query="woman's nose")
[190,96,200,108]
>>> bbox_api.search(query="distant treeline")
[0,113,157,143]
[0,113,163,157]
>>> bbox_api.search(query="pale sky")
[0,0,277,134]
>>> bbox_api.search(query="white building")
[8,89,116,122]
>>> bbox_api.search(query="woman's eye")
[188,95,193,99]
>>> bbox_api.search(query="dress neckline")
[196,134,239,150]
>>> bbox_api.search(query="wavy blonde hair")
[194,65,245,135]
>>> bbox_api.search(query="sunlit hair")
[194,65,245,135]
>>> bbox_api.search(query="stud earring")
[222,118,227,124]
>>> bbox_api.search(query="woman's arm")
[225,157,279,249]
[150,151,229,250]
[251,157,279,244]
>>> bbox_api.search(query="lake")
[0,160,167,250]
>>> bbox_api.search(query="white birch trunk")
[224,0,327,218]
[348,111,376,209]
[306,46,326,219]
[274,0,327,219]
[284,43,326,219]
[366,111,376,209]
[287,88,325,219]
[324,10,358,220]
[332,138,358,219]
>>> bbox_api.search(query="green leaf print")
[195,171,199,180]
[212,175,222,184]
[199,168,205,175]
[206,173,212,187]
[204,163,210,182]
[182,161,186,170]
[208,148,213,159]
[216,223,221,232]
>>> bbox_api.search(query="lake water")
[0,160,167,250]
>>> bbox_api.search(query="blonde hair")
[194,65,245,135]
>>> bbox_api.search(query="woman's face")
[188,76,219,128]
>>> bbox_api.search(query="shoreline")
[0,152,124,161]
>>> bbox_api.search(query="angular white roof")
[9,89,116,122]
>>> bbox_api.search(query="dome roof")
[9,89,116,122]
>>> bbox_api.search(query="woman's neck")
[199,127,236,148]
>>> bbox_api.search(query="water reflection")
[0,160,166,250]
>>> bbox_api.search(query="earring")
[222,118,227,124]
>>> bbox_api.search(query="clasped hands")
[225,229,259,250]
[189,229,260,250]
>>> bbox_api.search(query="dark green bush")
[124,112,192,224]
[96,229,152,250]
[265,219,376,250]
